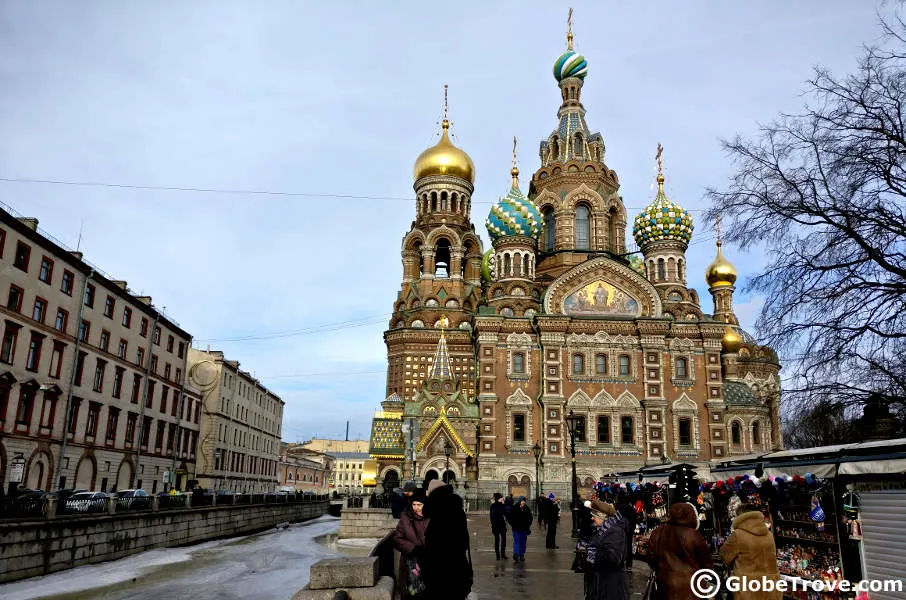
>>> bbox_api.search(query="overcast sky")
[0,1,892,443]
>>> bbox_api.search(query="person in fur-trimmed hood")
[646,502,714,600]
[719,505,782,600]
[584,500,630,600]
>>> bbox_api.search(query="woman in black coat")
[509,496,533,562]
[584,500,629,600]
[421,480,472,600]
[490,492,508,559]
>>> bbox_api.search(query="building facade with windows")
[0,208,200,494]
[277,445,332,493]
[369,24,782,500]
[187,348,283,493]
[298,439,371,494]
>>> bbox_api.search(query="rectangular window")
[160,386,168,413]
[597,416,611,443]
[92,360,106,392]
[54,308,68,332]
[136,347,144,367]
[78,319,90,342]
[131,374,142,403]
[153,327,161,345]
[104,295,115,318]
[112,367,124,398]
[13,241,31,271]
[0,323,19,364]
[61,270,74,295]
[86,402,101,437]
[118,339,127,359]
[141,416,152,447]
[574,415,587,442]
[84,283,96,307]
[512,352,525,374]
[39,395,57,430]
[74,351,86,386]
[155,421,165,450]
[39,256,54,283]
[67,398,82,434]
[513,413,526,442]
[15,388,36,426]
[25,334,43,372]
[164,363,171,380]
[146,380,155,409]
[621,416,634,444]
[676,358,688,379]
[166,423,175,451]
[48,341,64,378]
[619,354,631,376]
[679,418,692,447]
[177,341,185,359]
[7,284,24,312]
[572,353,585,375]
[150,354,158,373]
[595,354,608,375]
[166,335,174,353]
[32,297,47,323]
[99,330,110,352]
[125,412,137,445]
[140,318,148,337]
[106,408,119,443]
[171,392,179,417]
[122,306,132,328]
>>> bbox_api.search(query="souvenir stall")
[708,438,906,600]
[612,465,686,560]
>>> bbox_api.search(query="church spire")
[427,315,453,380]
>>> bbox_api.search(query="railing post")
[108,498,116,515]
[185,494,192,509]
[152,495,160,512]
[46,497,57,518]
[212,493,217,507]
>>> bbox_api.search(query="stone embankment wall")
[0,500,328,583]
[338,508,398,539]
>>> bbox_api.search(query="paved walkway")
[467,511,652,599]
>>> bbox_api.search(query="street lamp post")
[564,410,580,538]
[532,442,542,500]
[443,440,452,483]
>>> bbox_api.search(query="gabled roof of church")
[427,329,453,380]
[416,412,474,456]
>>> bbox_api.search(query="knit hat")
[402,480,419,492]
[427,479,447,496]
[410,488,427,503]
[589,500,615,520]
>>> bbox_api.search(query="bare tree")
[783,401,858,449]
[706,13,906,428]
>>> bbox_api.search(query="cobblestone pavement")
[467,512,652,599]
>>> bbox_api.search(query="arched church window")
[441,191,448,211]
[576,204,590,250]
[504,254,511,277]
[572,353,585,375]
[513,253,521,277]
[657,258,666,281]
[434,239,451,278]
[731,421,742,446]
[431,192,437,211]
[574,134,583,158]
[752,421,761,446]
[543,207,556,252]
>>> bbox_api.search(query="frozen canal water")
[0,515,363,600]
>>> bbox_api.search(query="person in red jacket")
[646,502,714,600]
[392,488,429,599]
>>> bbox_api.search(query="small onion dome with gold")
[706,240,738,288]
[722,326,742,353]
[632,173,694,248]
[413,119,475,184]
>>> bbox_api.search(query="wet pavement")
[467,512,652,599]
[0,515,349,600]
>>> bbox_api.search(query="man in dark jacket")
[422,479,472,600]
[490,492,508,559]
[510,497,533,562]
[615,492,638,572]
[544,493,560,549]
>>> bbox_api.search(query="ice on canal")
[0,515,363,600]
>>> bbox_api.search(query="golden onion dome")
[722,326,742,353]
[706,241,738,288]
[413,119,475,184]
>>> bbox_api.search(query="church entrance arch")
[507,474,531,499]
[442,470,456,484]
[383,469,400,492]
[424,469,439,486]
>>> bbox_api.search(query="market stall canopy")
[709,438,906,480]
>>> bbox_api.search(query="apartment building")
[277,445,332,493]
[0,208,200,494]
[187,348,283,493]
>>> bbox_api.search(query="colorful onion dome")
[413,119,475,183]
[706,240,738,288]
[553,49,588,81]
[486,166,542,242]
[632,173,694,248]
[481,248,495,283]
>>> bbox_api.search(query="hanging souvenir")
[809,495,826,531]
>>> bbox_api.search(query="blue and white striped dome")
[486,172,542,242]
[553,50,588,81]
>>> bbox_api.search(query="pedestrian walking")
[537,494,547,529]
[646,502,714,600]
[615,492,638,572]
[392,488,429,599]
[490,492,508,559]
[544,492,560,549]
[584,500,630,600]
[719,505,782,600]
[510,496,533,562]
[421,479,472,600]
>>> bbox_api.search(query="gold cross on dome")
[567,8,574,50]
[443,84,449,121]
[512,136,518,169]
[715,213,723,244]
[656,143,663,177]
